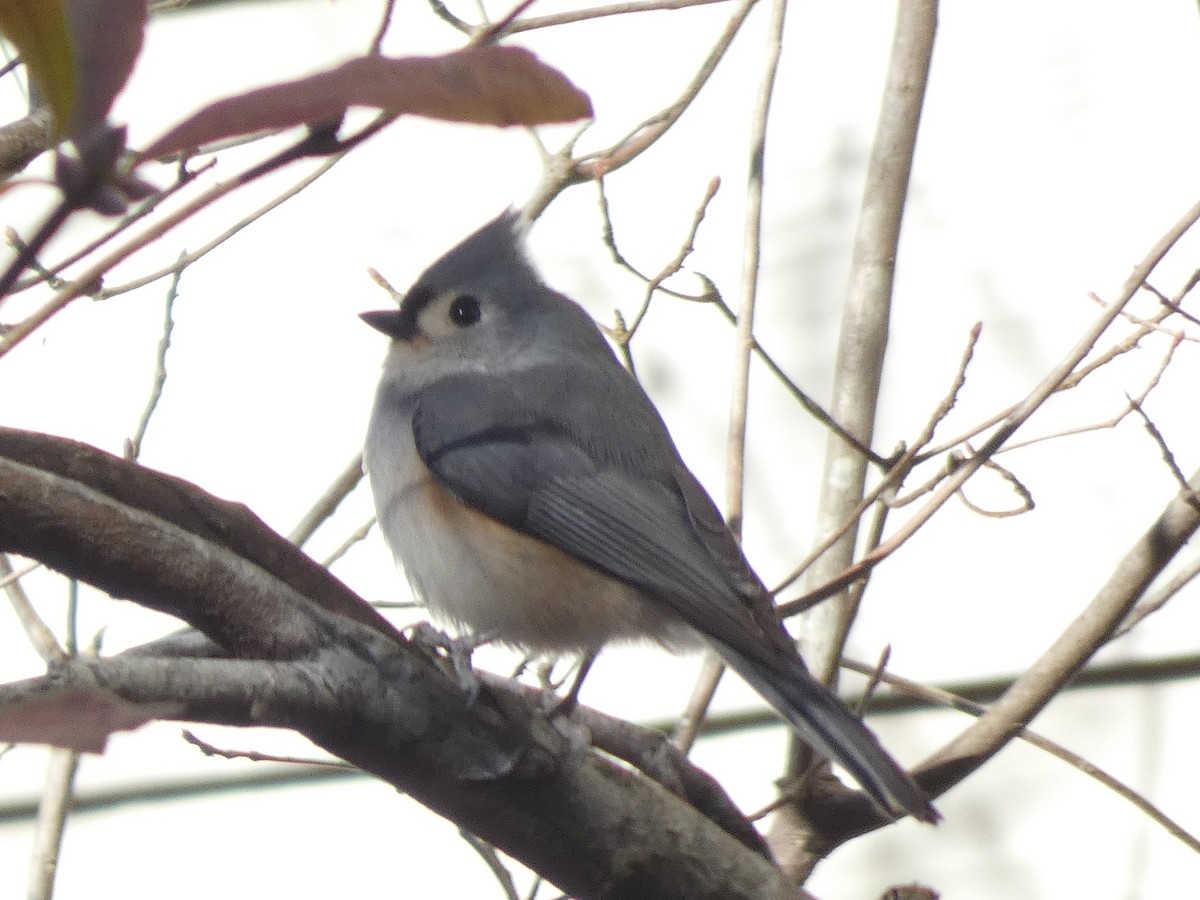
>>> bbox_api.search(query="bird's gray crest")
[413,208,537,293]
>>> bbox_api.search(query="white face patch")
[415,291,486,342]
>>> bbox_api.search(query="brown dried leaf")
[0,683,178,753]
[142,44,593,160]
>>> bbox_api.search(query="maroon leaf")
[62,0,147,140]
[141,44,593,159]
[0,683,178,753]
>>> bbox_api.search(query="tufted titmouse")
[361,211,936,823]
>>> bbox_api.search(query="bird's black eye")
[448,295,481,327]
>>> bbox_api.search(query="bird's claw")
[406,622,498,706]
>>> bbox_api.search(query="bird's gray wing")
[409,370,767,652]
[410,370,936,823]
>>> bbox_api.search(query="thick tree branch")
[0,108,53,178]
[923,466,1200,776]
[803,0,937,684]
[0,430,803,899]
[0,427,400,644]
[775,0,937,877]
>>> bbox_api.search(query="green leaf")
[0,0,76,136]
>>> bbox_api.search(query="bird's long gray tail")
[717,643,938,824]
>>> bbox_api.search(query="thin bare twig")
[672,656,726,752]
[840,659,1200,856]
[6,160,216,298]
[1109,297,1200,341]
[0,120,375,358]
[908,321,982,452]
[727,0,785,538]
[598,180,884,477]
[1000,329,1183,454]
[181,729,350,767]
[0,558,39,589]
[28,579,85,900]
[96,156,346,301]
[774,322,979,599]
[593,182,729,752]
[786,194,1200,619]
[1142,273,1200,328]
[5,227,65,289]
[474,0,540,43]
[675,0,789,763]
[320,517,377,569]
[370,0,399,52]
[507,0,732,33]
[854,646,891,718]
[953,447,1035,518]
[288,455,367,548]
[775,453,916,610]
[458,830,522,900]
[64,580,81,660]
[919,280,1195,462]
[606,176,721,345]
[367,266,405,303]
[923,464,1200,797]
[0,553,64,663]
[1114,553,1200,637]
[1127,397,1194,497]
[704,289,883,463]
[525,0,759,216]
[426,0,472,32]
[573,0,759,180]
[26,750,81,900]
[126,253,185,461]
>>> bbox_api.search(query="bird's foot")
[406,622,499,706]
[517,651,598,719]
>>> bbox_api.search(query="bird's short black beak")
[360,309,413,340]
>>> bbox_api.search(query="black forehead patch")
[399,283,435,319]
[360,284,435,341]
[389,283,435,339]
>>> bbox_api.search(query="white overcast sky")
[2,1,1200,897]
